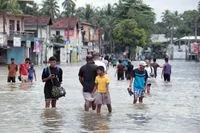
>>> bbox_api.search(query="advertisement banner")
[64,30,74,37]
[26,40,31,48]
[190,43,199,54]
[13,37,21,47]
[33,38,41,53]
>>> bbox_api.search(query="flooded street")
[0,60,200,133]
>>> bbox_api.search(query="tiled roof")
[24,16,50,25]
[52,17,79,29]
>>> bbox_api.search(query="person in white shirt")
[145,60,154,95]
[93,53,107,72]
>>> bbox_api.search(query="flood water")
[0,60,200,133]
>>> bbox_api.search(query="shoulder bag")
[48,67,66,99]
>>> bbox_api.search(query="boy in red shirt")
[19,58,30,82]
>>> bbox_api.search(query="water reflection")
[80,112,111,132]
[0,60,199,132]
[41,109,64,133]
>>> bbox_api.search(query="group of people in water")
[7,53,171,114]
[79,53,172,113]
[7,58,36,83]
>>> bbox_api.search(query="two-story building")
[51,17,101,63]
[24,16,101,64]
[0,12,34,64]
[24,16,50,64]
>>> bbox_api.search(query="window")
[9,20,15,34]
[56,31,60,36]
[17,20,20,32]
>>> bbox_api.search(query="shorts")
[133,89,145,98]
[147,78,152,86]
[44,87,57,100]
[83,92,95,102]
[95,92,111,105]
[164,74,171,82]
[117,71,124,80]
[7,76,16,83]
[28,76,33,81]
[21,75,28,82]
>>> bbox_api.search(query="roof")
[178,36,200,40]
[52,17,79,29]
[0,11,29,17]
[24,16,50,26]
[151,34,169,43]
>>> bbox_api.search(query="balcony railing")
[7,31,36,41]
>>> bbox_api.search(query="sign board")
[88,42,92,47]
[13,37,21,47]
[64,40,71,44]
[64,30,74,37]
[33,38,41,53]
[26,40,31,48]
[190,43,199,54]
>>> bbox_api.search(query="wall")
[82,24,99,43]
[7,47,25,64]
[6,15,24,34]
[0,15,3,33]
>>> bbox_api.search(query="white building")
[0,12,34,64]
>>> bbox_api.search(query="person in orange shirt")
[19,58,30,82]
[8,58,18,83]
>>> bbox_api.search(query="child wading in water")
[28,64,36,82]
[93,66,112,114]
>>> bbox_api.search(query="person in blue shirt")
[28,64,36,82]
[128,61,148,104]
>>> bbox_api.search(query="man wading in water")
[128,61,148,104]
[79,55,97,111]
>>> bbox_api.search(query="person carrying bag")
[48,67,66,99]
[42,56,65,108]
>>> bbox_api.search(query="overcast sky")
[36,0,199,21]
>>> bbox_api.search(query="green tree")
[75,4,94,23]
[181,10,200,36]
[0,0,22,13]
[40,0,60,19]
[53,34,64,43]
[62,0,76,17]
[0,0,22,33]
[113,19,147,48]
[18,1,39,15]
[127,1,155,36]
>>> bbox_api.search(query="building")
[81,22,101,54]
[24,16,101,64]
[51,18,101,63]
[0,12,34,65]
[24,16,50,64]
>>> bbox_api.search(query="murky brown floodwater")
[0,60,200,133]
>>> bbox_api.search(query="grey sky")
[36,0,199,21]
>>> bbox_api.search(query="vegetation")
[1,0,200,54]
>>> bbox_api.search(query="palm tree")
[18,1,39,15]
[0,0,22,33]
[40,0,60,19]
[85,4,94,22]
[62,0,76,17]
